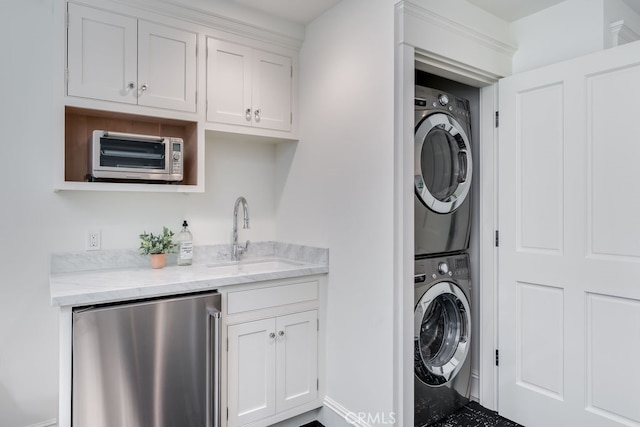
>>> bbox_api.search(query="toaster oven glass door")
[100,137,166,170]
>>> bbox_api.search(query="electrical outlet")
[87,229,101,251]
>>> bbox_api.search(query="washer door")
[414,281,471,386]
[415,113,472,214]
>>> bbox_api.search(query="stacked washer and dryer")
[413,85,474,426]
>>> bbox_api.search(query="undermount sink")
[206,259,302,276]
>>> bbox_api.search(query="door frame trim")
[394,42,500,423]
[395,1,509,422]
[478,84,499,410]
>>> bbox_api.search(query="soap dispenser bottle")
[177,220,193,266]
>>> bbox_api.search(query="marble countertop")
[50,242,328,307]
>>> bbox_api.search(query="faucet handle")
[236,240,250,256]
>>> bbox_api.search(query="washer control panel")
[414,254,470,282]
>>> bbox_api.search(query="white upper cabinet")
[67,4,137,104]
[137,21,197,111]
[252,50,293,132]
[67,3,197,112]
[207,38,293,132]
[206,40,253,126]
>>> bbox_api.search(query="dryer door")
[415,113,472,214]
[414,281,471,386]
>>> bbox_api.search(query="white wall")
[511,0,604,73]
[511,0,640,73]
[604,0,640,48]
[276,0,396,423]
[0,3,280,425]
[1,2,59,424]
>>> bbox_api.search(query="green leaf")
[139,226,176,255]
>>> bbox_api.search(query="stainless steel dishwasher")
[72,291,221,427]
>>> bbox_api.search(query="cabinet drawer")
[227,281,318,314]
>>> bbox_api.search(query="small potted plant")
[139,226,176,269]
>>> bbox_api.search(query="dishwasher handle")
[207,307,222,427]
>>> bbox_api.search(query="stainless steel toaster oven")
[90,130,183,182]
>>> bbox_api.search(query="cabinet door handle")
[278,330,285,337]
[138,83,149,96]
[254,109,261,123]
[245,108,252,121]
[269,332,276,339]
[126,81,136,91]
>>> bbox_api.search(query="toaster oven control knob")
[438,94,449,106]
[173,153,181,161]
[438,262,449,275]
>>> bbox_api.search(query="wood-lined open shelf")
[64,107,198,186]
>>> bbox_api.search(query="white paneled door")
[498,41,640,427]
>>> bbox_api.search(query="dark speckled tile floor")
[299,402,523,426]
[430,401,523,427]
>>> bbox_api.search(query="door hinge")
[291,65,293,78]
[495,349,499,366]
[317,318,319,331]
[495,230,499,247]
[227,407,229,420]
[317,378,319,390]
[65,68,69,85]
[65,11,70,28]
[290,111,293,125]
[495,111,499,127]
[226,338,229,351]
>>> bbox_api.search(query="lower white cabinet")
[227,310,318,427]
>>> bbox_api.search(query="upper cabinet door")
[137,21,197,112]
[252,50,292,132]
[67,3,137,104]
[206,39,252,126]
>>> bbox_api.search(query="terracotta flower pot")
[150,253,166,269]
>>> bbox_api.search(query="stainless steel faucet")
[232,196,250,260]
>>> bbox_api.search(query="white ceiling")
[230,0,640,25]
[230,0,341,24]
[228,0,568,25]
[469,0,640,22]
[467,0,566,22]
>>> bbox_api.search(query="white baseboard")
[324,396,371,427]
[25,420,56,427]
[323,396,398,427]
